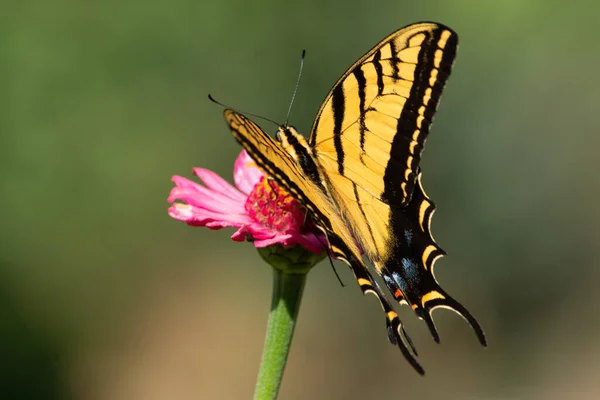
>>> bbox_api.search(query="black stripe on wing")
[332,85,346,175]
[372,49,385,95]
[352,67,368,163]
[277,126,325,190]
[225,110,334,230]
[381,27,458,207]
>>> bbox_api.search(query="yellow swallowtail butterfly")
[221,22,486,374]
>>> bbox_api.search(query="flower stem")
[253,269,307,400]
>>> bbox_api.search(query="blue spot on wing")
[401,258,419,281]
[390,258,419,294]
[391,271,407,292]
[404,229,414,247]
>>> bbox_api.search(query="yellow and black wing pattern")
[305,22,487,347]
[225,110,425,374]
[221,21,486,374]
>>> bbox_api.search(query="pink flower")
[168,150,324,254]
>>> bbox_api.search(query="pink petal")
[168,185,245,214]
[296,235,325,254]
[193,168,246,203]
[251,230,324,254]
[231,223,277,242]
[168,204,253,228]
[231,226,250,241]
[234,150,263,195]
[170,175,206,192]
[168,149,327,255]
[253,234,294,248]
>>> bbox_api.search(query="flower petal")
[231,225,272,242]
[253,234,294,248]
[234,150,263,195]
[168,149,327,255]
[170,175,206,192]
[295,234,326,254]
[168,203,253,228]
[193,168,247,203]
[168,182,245,214]
[231,226,250,241]
[251,230,325,254]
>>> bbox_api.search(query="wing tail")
[419,309,441,344]
[379,259,487,347]
[421,288,488,347]
[337,249,424,375]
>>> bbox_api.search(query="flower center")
[245,177,306,232]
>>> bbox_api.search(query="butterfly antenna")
[313,227,346,287]
[208,94,279,127]
[285,49,306,125]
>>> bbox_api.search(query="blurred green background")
[2,0,600,399]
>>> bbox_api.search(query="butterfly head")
[276,125,309,161]
[276,125,326,190]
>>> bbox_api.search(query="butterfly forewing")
[310,22,457,208]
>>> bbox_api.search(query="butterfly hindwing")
[376,173,487,346]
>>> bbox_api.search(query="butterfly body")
[222,22,486,374]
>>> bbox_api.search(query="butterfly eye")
[276,128,292,145]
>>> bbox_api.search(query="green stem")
[253,269,307,400]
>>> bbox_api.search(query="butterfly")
[220,22,486,374]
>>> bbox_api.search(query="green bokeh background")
[2,1,599,399]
